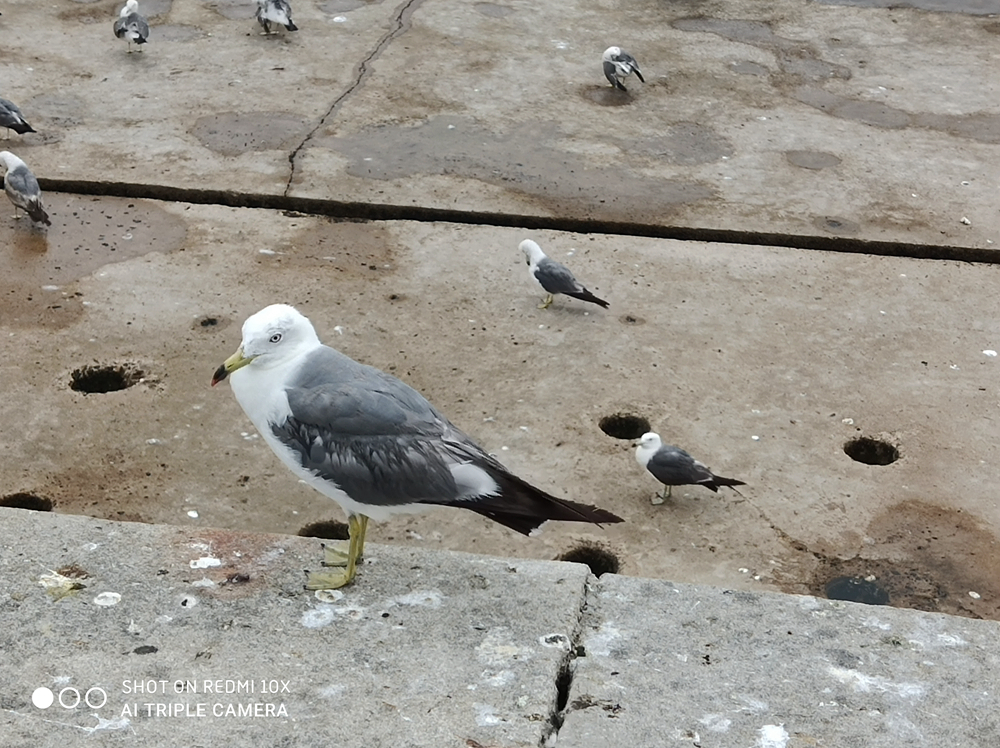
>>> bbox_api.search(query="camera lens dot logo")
[31,687,54,709]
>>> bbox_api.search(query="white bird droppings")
[314,589,344,603]
[758,724,789,748]
[189,556,222,569]
[187,510,199,518]
[392,590,444,608]
[969,590,981,599]
[94,591,122,607]
[983,350,997,357]
[301,606,337,629]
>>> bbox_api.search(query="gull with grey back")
[635,432,745,504]
[603,46,644,92]
[520,239,609,310]
[0,98,35,138]
[114,0,149,53]
[256,0,298,34]
[212,304,623,589]
[0,151,50,226]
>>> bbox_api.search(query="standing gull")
[603,46,644,92]
[635,432,744,504]
[114,0,149,53]
[256,0,298,34]
[212,304,622,589]
[520,239,609,310]
[0,151,51,226]
[0,98,36,139]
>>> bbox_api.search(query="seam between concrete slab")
[35,178,1000,264]
[540,574,594,748]
[283,0,427,197]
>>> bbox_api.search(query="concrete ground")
[0,0,999,742]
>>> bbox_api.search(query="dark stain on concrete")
[729,60,771,76]
[786,150,841,170]
[814,215,859,235]
[807,500,1000,620]
[155,24,204,43]
[211,0,257,21]
[474,2,514,17]
[814,0,1000,16]
[192,112,313,156]
[317,116,715,220]
[255,219,398,279]
[0,195,186,329]
[632,123,735,165]
[319,0,367,12]
[581,85,638,107]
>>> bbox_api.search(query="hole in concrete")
[557,544,621,577]
[844,437,899,465]
[200,317,218,327]
[0,492,54,511]
[70,364,144,394]
[598,413,651,440]
[824,576,890,606]
[619,314,645,325]
[298,520,350,540]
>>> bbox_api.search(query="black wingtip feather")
[567,290,610,309]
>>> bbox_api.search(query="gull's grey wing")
[0,99,34,134]
[603,60,622,89]
[5,165,41,205]
[645,446,717,489]
[115,13,149,42]
[270,346,480,507]
[534,257,586,295]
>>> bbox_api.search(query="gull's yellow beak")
[211,347,254,386]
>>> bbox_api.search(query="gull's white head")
[519,239,546,266]
[121,0,139,15]
[635,432,663,466]
[0,151,25,171]
[212,304,321,385]
[603,46,622,63]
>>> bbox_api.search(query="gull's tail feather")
[285,19,298,30]
[567,289,610,308]
[703,475,746,493]
[435,470,623,535]
[634,69,645,83]
[27,201,50,226]
[9,122,35,135]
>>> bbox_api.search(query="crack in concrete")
[283,0,426,197]
[34,177,998,265]
[540,574,593,747]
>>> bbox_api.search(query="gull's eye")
[269,333,282,344]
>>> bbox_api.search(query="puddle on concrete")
[191,112,313,157]
[63,0,171,22]
[631,123,735,165]
[581,85,638,107]
[26,93,88,129]
[803,500,1000,620]
[474,2,514,17]
[786,150,841,170]
[0,194,186,329]
[316,115,715,221]
[813,0,1000,16]
[254,219,397,279]
[730,60,771,76]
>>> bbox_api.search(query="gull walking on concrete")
[0,151,51,226]
[0,98,36,139]
[520,239,609,310]
[114,0,149,53]
[603,46,644,92]
[635,432,744,504]
[256,0,298,34]
[212,304,622,589]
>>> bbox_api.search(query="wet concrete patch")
[319,0,372,11]
[814,215,859,235]
[191,112,313,156]
[155,24,204,43]
[786,150,841,170]
[632,123,735,165]
[729,60,771,76]
[804,500,1000,620]
[0,194,186,329]
[813,0,1000,15]
[211,0,257,21]
[26,93,88,129]
[317,116,714,221]
[255,219,397,278]
[582,85,635,107]
[474,2,514,17]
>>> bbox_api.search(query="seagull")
[114,0,149,53]
[603,46,644,92]
[0,98,36,139]
[0,151,51,226]
[212,304,623,589]
[256,0,298,34]
[519,239,609,310]
[635,432,744,504]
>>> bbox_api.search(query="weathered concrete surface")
[1,0,997,247]
[4,508,1000,746]
[2,206,1000,619]
[559,573,1000,747]
[0,507,587,747]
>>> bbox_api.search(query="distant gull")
[0,151,51,226]
[212,304,622,589]
[0,98,36,139]
[256,0,298,34]
[114,0,149,53]
[520,239,609,310]
[603,46,644,92]
[635,432,744,504]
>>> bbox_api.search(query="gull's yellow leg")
[538,293,554,309]
[306,514,369,590]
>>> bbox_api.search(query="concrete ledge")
[3,508,999,746]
